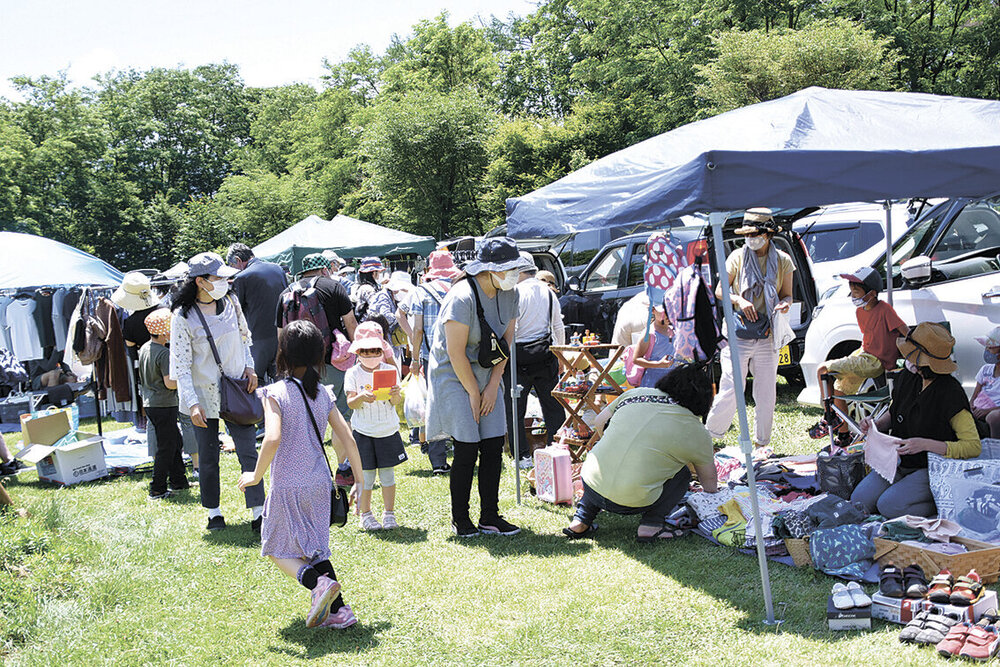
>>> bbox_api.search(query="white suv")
[798,197,1000,406]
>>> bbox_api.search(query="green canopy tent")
[253,214,436,275]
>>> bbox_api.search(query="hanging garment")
[51,287,68,351]
[664,263,724,363]
[0,295,13,353]
[32,289,55,349]
[0,348,29,387]
[6,298,43,361]
[95,298,131,402]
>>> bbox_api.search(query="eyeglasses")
[357,349,383,357]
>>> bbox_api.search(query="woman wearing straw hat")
[853,322,982,518]
[705,208,794,449]
[425,238,532,537]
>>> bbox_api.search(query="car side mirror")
[568,278,581,292]
[901,256,932,285]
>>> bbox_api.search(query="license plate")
[778,345,791,366]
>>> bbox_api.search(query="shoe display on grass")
[306,576,341,628]
[928,568,955,603]
[902,563,928,599]
[937,622,973,658]
[878,563,904,598]
[478,515,521,536]
[958,623,1000,661]
[451,518,480,538]
[206,515,226,531]
[320,604,358,629]
[381,511,398,530]
[950,569,984,606]
[845,581,871,607]
[359,512,382,531]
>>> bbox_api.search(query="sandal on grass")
[636,526,687,543]
[928,569,954,603]
[951,570,984,606]
[562,524,598,540]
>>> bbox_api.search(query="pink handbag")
[329,329,355,371]
[534,442,574,505]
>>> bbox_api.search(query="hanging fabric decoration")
[643,231,688,308]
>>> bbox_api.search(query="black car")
[560,211,819,382]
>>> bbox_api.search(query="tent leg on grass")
[883,200,893,307]
[710,213,778,626]
[511,342,522,504]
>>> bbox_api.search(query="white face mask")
[496,270,519,291]
[745,236,767,251]
[204,278,229,300]
[851,296,867,308]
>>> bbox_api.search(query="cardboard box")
[18,431,107,486]
[827,596,872,631]
[870,593,926,624]
[20,408,73,446]
[870,590,998,625]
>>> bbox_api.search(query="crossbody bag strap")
[466,275,501,339]
[290,378,335,478]
[191,302,225,374]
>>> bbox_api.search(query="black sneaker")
[170,480,191,491]
[451,518,480,537]
[478,515,521,536]
[432,464,451,475]
[207,516,226,531]
[251,516,262,534]
[149,489,174,500]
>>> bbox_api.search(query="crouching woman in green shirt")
[564,364,719,542]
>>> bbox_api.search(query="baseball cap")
[839,266,883,294]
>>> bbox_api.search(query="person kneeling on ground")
[564,363,718,541]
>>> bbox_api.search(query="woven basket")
[784,537,813,568]
[874,537,1000,584]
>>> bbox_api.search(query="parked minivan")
[560,211,819,381]
[798,196,1000,406]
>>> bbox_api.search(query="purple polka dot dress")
[259,379,335,562]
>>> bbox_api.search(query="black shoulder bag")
[192,299,263,425]
[467,276,510,369]
[515,289,555,366]
[291,378,349,527]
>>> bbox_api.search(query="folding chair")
[819,370,898,447]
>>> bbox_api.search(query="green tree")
[696,18,901,113]
[353,87,495,239]
[238,83,319,175]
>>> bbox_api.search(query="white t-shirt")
[344,362,400,438]
[6,299,43,361]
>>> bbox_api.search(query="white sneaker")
[381,511,399,530]
[845,581,871,607]
[359,512,382,531]
[518,457,534,469]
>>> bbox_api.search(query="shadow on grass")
[200,524,261,549]
[164,490,200,505]
[270,618,389,659]
[367,526,428,543]
[448,528,595,558]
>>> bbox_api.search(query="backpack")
[279,278,331,353]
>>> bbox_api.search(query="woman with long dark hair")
[170,252,263,532]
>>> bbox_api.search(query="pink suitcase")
[534,444,574,505]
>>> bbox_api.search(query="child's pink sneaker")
[320,604,358,629]
[305,576,341,628]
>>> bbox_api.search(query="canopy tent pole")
[511,342,522,504]
[883,201,893,306]
[709,213,776,625]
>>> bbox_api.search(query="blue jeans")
[850,468,934,519]
[574,467,691,528]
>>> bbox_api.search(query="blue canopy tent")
[0,232,124,289]
[506,87,1000,624]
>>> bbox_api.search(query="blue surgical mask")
[986,349,999,364]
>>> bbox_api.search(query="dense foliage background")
[2,0,998,270]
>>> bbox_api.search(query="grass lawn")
[0,380,989,665]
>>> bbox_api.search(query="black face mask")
[918,366,938,381]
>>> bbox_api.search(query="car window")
[930,199,1000,262]
[626,244,647,287]
[573,229,604,268]
[800,221,885,262]
[873,202,952,280]
[585,246,626,292]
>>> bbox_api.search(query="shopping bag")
[403,374,427,428]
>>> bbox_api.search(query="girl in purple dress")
[239,321,364,629]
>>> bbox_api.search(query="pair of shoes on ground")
[831,581,871,609]
[937,613,1000,660]
[359,511,399,531]
[204,515,261,533]
[880,562,928,599]
[451,515,520,537]
[899,606,963,645]
[929,568,985,606]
